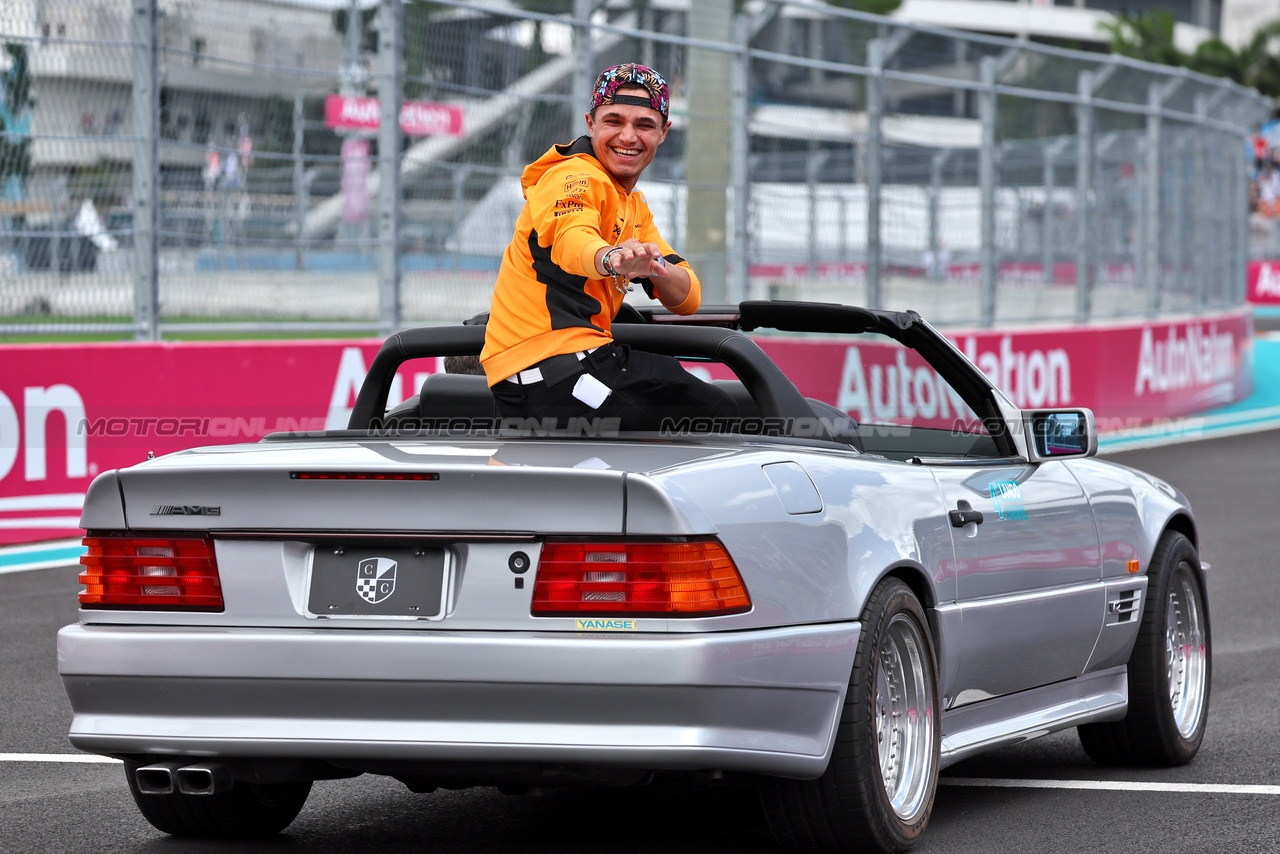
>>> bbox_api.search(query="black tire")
[760,578,940,853]
[125,763,311,838]
[1078,531,1211,766]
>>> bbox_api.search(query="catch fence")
[0,0,1267,337]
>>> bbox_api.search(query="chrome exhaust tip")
[174,763,233,796]
[134,761,186,795]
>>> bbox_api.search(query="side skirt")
[939,666,1127,770]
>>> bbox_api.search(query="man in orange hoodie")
[480,63,733,431]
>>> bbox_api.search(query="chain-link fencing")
[0,0,1267,336]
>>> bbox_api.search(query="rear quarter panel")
[651,448,954,629]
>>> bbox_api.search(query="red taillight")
[79,535,223,611]
[531,539,750,617]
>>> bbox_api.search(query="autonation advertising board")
[1248,260,1280,305]
[0,310,1253,544]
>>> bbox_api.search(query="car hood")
[81,437,752,536]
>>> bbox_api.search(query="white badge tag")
[571,373,612,409]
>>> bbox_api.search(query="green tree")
[826,0,902,16]
[1186,37,1243,83]
[1183,22,1280,97]
[1102,11,1280,98]
[1200,20,1280,97]
[1098,10,1183,67]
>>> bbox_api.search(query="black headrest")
[418,373,497,418]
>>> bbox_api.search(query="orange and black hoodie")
[480,136,701,386]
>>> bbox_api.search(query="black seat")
[418,373,497,419]
[711,379,760,418]
[806,398,864,451]
[380,373,496,427]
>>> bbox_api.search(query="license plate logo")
[308,547,447,620]
[356,557,397,604]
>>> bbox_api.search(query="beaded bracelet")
[601,247,623,276]
[602,247,632,294]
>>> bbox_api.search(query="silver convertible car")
[60,301,1210,852]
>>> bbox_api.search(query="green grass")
[0,316,382,343]
[165,328,380,341]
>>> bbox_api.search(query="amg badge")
[150,505,222,516]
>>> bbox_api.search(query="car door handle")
[949,507,984,527]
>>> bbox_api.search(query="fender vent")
[1107,589,1140,624]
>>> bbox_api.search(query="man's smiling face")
[585,87,670,191]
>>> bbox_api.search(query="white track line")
[1,757,1274,795]
[0,754,120,764]
[941,777,1280,796]
[0,558,82,575]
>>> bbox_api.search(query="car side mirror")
[1023,408,1097,461]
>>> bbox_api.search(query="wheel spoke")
[1165,567,1207,739]
[874,612,936,822]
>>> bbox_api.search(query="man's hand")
[595,240,691,305]
[599,239,664,279]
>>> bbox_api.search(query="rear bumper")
[58,621,859,779]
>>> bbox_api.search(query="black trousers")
[490,343,736,432]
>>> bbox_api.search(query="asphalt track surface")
[3,432,1280,852]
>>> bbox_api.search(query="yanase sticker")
[575,618,636,631]
[989,480,1029,521]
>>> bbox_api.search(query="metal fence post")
[1237,128,1250,305]
[293,93,307,273]
[1220,129,1234,307]
[806,148,827,291]
[1141,73,1185,316]
[1143,82,1162,317]
[1041,138,1067,286]
[450,165,467,271]
[1171,133,1188,298]
[131,0,159,340]
[377,0,402,336]
[1075,70,1095,324]
[686,0,733,304]
[861,28,913,309]
[929,149,949,281]
[978,55,998,327]
[573,0,598,131]
[730,3,780,304]
[730,12,750,304]
[865,39,884,310]
[1193,93,1209,312]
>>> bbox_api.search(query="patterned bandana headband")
[588,63,670,119]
